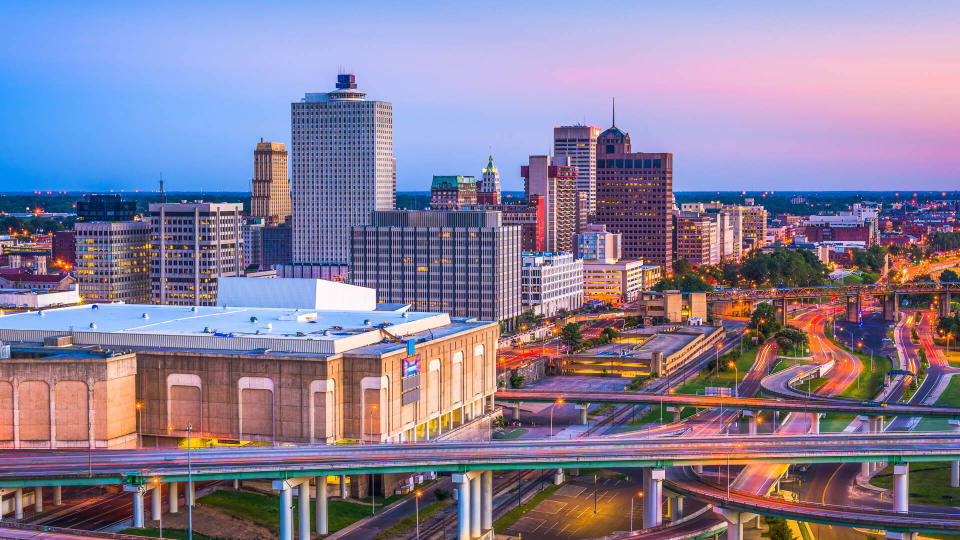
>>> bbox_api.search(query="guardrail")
[706,281,960,302]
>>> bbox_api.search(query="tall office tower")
[251,140,291,225]
[75,217,151,304]
[674,212,720,266]
[554,125,600,215]
[522,155,578,253]
[76,193,137,222]
[291,73,395,267]
[430,176,477,210]
[477,155,501,204]
[350,210,521,327]
[150,202,244,306]
[594,119,674,272]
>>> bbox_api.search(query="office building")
[594,121,673,271]
[582,259,660,305]
[521,252,584,317]
[477,155,501,204]
[350,210,521,326]
[75,220,152,303]
[150,201,244,306]
[522,155,577,253]
[574,224,622,263]
[554,125,600,215]
[675,212,720,266]
[461,197,544,252]
[76,193,137,222]
[430,175,477,210]
[251,140,291,225]
[291,74,395,267]
[52,231,75,268]
[738,204,768,251]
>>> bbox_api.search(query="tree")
[561,323,582,350]
[751,302,782,335]
[940,269,960,283]
[775,326,808,352]
[672,258,693,276]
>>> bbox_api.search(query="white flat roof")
[0,303,451,356]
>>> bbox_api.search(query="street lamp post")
[415,490,422,540]
[136,402,143,448]
[593,474,598,515]
[631,491,642,531]
[187,423,193,540]
[153,477,163,539]
[728,361,738,397]
[549,398,564,437]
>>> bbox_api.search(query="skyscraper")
[75,194,152,304]
[291,73,395,266]
[522,155,578,253]
[251,140,290,225]
[477,155,501,204]
[594,114,674,271]
[554,125,600,215]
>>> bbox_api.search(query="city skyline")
[2,2,960,192]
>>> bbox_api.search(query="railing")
[706,281,960,302]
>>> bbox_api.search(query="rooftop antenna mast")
[611,97,616,127]
[159,174,166,203]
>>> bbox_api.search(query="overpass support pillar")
[810,413,821,434]
[316,476,329,535]
[470,473,481,538]
[298,480,311,540]
[940,293,952,318]
[512,402,521,421]
[132,488,145,528]
[642,468,664,528]
[169,482,178,514]
[340,475,348,498]
[150,484,161,522]
[951,421,960,488]
[882,294,898,321]
[53,485,61,506]
[777,298,788,326]
[847,296,861,322]
[747,411,757,436]
[34,486,42,513]
[716,509,756,540]
[554,468,565,485]
[14,488,22,519]
[453,472,472,540]
[579,404,589,425]
[279,483,293,540]
[884,464,918,540]
[187,479,195,507]
[481,470,493,533]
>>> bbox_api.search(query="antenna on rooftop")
[159,174,166,203]
[611,97,616,128]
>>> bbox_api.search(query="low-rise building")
[520,252,583,317]
[582,259,659,305]
[574,224,621,263]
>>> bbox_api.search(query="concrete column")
[941,293,952,318]
[279,484,293,540]
[151,485,161,522]
[675,496,684,518]
[340,475,348,498]
[53,485,61,506]
[554,468,565,485]
[719,510,752,540]
[298,481,310,540]
[316,476,328,535]
[580,404,589,425]
[748,411,757,436]
[513,402,520,421]
[481,470,493,532]
[847,296,859,322]
[132,489,144,528]
[952,421,960,488]
[893,464,908,513]
[187,480,195,506]
[233,478,240,490]
[811,413,820,434]
[34,486,42,513]
[454,473,471,540]
[470,474,481,538]
[169,482,179,514]
[643,468,664,528]
[14,488,23,519]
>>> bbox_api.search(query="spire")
[612,96,616,128]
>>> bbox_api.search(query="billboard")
[402,354,421,377]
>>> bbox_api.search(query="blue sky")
[1,1,959,192]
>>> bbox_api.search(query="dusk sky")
[2,1,959,193]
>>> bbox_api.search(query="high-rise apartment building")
[150,202,244,306]
[291,74,395,266]
[521,252,584,317]
[522,155,577,253]
[594,122,673,271]
[730,204,767,252]
[430,176,477,210]
[477,155,501,204]
[251,140,291,225]
[350,210,521,326]
[554,125,600,215]
[675,212,719,266]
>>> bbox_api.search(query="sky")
[1,1,959,193]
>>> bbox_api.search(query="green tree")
[751,302,782,335]
[672,258,693,275]
[940,269,960,283]
[561,323,582,350]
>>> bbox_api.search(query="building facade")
[430,175,477,210]
[350,210,521,326]
[594,123,673,271]
[675,212,719,266]
[520,252,584,317]
[52,231,75,268]
[251,140,291,225]
[291,74,395,266]
[150,202,244,306]
[76,193,137,222]
[582,259,660,305]
[477,155,501,205]
[75,221,152,303]
[522,155,577,253]
[554,125,600,215]
[573,223,622,263]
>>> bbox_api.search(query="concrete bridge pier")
[187,480,195,506]
[298,480,311,540]
[273,477,314,540]
[316,476,329,535]
[716,509,756,540]
[169,482,178,513]
[951,421,960,487]
[642,468,664,528]
[746,411,757,436]
[132,487,145,528]
[150,484,161,522]
[340,475,348,498]
[810,413,822,434]
[940,293,952,318]
[34,487,42,513]
[882,294,900,322]
[512,402,521,421]
[53,485,61,506]
[554,468,565,485]
[847,295,862,322]
[885,464,918,540]
[579,404,589,425]
[279,482,293,540]
[14,488,22,519]
[777,297,788,326]
[453,471,493,540]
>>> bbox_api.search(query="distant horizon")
[2,3,958,192]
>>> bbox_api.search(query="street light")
[415,490,422,540]
[714,343,722,378]
[593,473,598,515]
[136,402,143,448]
[728,361,739,397]
[631,490,643,531]
[187,423,193,540]
[549,398,564,437]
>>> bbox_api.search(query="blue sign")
[403,355,421,377]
